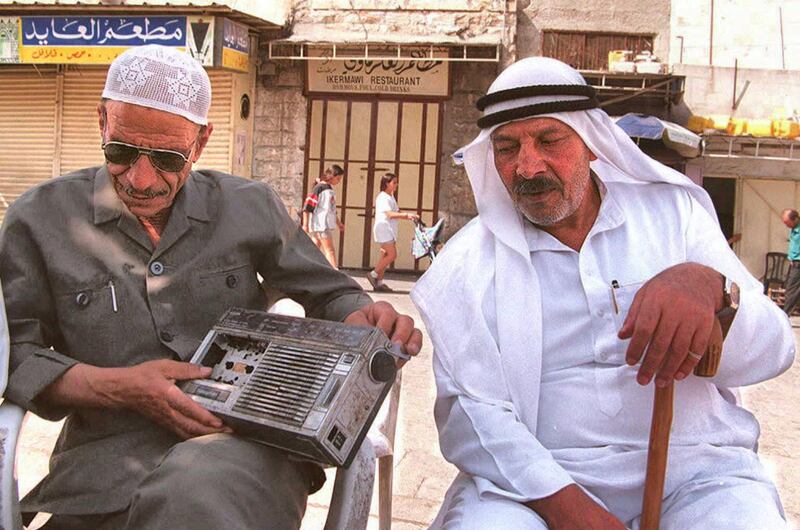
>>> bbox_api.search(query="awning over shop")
[615,113,702,158]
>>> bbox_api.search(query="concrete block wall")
[675,63,800,119]
[671,0,800,71]
[516,0,671,62]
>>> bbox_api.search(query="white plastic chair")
[0,280,25,530]
[0,296,399,530]
[270,298,401,530]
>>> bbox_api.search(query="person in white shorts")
[368,172,418,292]
[308,165,345,269]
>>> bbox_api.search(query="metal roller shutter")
[60,67,107,174]
[0,66,232,223]
[60,67,232,176]
[196,70,232,174]
[0,66,58,222]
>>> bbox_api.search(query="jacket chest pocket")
[191,263,265,323]
[54,278,123,366]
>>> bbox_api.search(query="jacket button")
[160,331,174,343]
[75,291,91,307]
[226,274,238,288]
[149,261,165,276]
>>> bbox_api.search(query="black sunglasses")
[102,141,193,172]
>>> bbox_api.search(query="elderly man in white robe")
[411,57,794,530]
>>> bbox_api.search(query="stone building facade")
[251,0,510,272]
[517,0,671,62]
[250,0,675,271]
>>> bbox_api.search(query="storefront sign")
[187,16,214,66]
[0,17,19,63]
[19,16,186,64]
[215,18,250,72]
[307,48,449,97]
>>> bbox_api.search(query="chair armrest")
[324,440,375,530]
[0,401,25,530]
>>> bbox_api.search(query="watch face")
[729,281,740,309]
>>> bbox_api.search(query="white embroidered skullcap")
[102,44,211,125]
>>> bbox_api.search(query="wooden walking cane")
[640,317,724,530]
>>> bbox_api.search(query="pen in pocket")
[610,280,620,315]
[108,280,118,313]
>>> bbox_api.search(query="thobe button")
[75,291,91,308]
[160,331,174,343]
[149,261,165,276]
[226,274,238,288]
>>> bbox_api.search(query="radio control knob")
[369,350,396,383]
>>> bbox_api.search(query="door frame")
[302,94,444,272]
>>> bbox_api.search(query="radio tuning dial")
[369,350,396,383]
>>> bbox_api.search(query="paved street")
[15,273,800,529]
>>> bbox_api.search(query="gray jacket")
[0,166,371,515]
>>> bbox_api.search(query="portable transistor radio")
[181,307,405,467]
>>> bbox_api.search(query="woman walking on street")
[368,172,418,292]
[305,165,345,268]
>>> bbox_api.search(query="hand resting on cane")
[617,263,726,387]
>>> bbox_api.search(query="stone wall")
[252,47,308,216]
[516,0,671,62]
[438,61,498,239]
[288,0,508,44]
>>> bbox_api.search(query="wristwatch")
[715,275,740,338]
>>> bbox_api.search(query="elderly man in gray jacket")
[0,45,421,530]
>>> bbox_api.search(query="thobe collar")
[92,166,211,253]
[524,177,626,252]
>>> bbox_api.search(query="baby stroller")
[411,218,445,263]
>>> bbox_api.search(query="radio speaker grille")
[232,342,340,426]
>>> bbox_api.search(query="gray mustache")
[514,176,562,195]
[124,187,168,199]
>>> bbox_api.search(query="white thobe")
[431,181,794,525]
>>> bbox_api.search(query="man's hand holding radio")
[39,301,422,440]
[345,301,422,366]
[40,360,232,440]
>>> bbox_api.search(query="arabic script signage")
[307,48,449,97]
[214,18,250,73]
[19,16,187,64]
[0,17,18,63]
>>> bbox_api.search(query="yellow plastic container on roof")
[771,120,800,139]
[727,118,748,136]
[687,115,713,133]
[748,119,773,137]
[708,115,731,131]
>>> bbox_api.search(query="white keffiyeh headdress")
[457,56,715,257]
